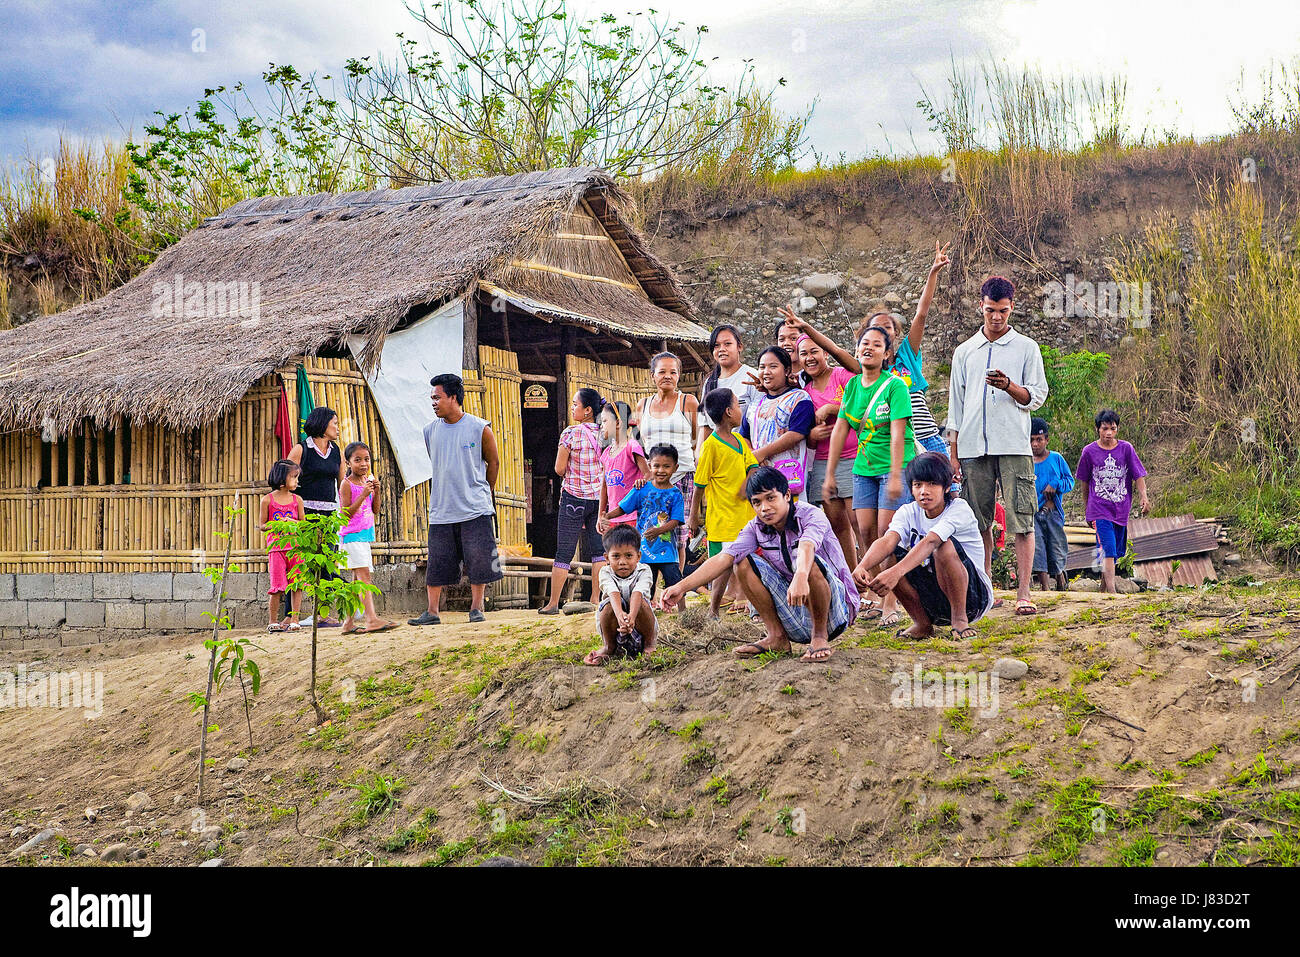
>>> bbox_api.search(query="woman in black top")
[287,407,347,625]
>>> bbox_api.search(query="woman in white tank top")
[633,352,699,560]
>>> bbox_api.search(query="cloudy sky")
[4,0,1300,170]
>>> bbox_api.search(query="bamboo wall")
[0,347,529,593]
[565,354,702,418]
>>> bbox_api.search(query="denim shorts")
[852,472,913,511]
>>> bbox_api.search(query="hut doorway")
[520,371,561,560]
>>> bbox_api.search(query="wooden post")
[463,297,479,372]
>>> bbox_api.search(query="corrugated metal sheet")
[1129,514,1196,537]
[1063,513,1219,572]
[1129,526,1220,561]
[1135,555,1218,587]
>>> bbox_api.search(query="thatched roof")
[0,167,707,436]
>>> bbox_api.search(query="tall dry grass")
[919,59,1134,262]
[1112,179,1300,557]
[1114,180,1300,464]
[0,138,156,305]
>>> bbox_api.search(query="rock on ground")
[99,843,132,862]
[992,658,1029,680]
[801,272,844,297]
[8,828,57,858]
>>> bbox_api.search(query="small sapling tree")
[189,495,266,804]
[266,510,378,725]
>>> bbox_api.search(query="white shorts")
[343,540,373,570]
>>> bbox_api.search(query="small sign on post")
[523,384,549,409]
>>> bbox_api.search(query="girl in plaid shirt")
[541,388,607,613]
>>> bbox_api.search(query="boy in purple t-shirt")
[1075,409,1150,593]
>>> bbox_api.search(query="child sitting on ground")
[1030,417,1075,591]
[259,459,305,633]
[599,444,686,611]
[584,524,657,665]
[689,388,760,617]
[1076,409,1149,594]
[853,452,994,640]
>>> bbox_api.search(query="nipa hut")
[0,167,710,634]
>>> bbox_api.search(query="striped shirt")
[908,388,941,440]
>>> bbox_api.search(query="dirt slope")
[2,585,1298,866]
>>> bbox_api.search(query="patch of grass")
[736,812,754,841]
[682,740,717,770]
[926,773,990,792]
[379,808,440,853]
[515,730,549,753]
[918,801,961,831]
[1025,777,1105,865]
[944,704,975,735]
[773,806,799,837]
[346,772,406,823]
[486,818,536,851]
[1185,748,1222,769]
[705,775,731,806]
[422,838,476,866]
[1109,831,1159,866]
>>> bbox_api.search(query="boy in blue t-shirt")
[1030,417,1075,591]
[599,444,686,610]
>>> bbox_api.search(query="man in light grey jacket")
[947,276,1048,615]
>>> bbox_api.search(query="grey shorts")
[426,515,504,586]
[807,455,855,505]
[959,454,1037,535]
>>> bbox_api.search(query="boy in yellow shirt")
[689,388,760,617]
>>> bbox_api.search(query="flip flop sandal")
[859,606,883,620]
[896,627,933,640]
[952,626,978,639]
[878,611,903,628]
[268,623,284,633]
[285,621,301,631]
[1015,600,1039,616]
[735,641,777,658]
[800,645,835,662]
[367,622,399,633]
[991,598,1005,609]
[538,606,560,616]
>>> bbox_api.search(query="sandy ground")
[2,586,1298,866]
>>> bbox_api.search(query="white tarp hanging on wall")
[347,298,464,490]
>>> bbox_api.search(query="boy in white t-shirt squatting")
[584,524,657,666]
[853,452,995,640]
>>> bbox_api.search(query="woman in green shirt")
[824,326,915,625]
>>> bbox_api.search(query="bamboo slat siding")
[564,354,702,414]
[0,347,529,594]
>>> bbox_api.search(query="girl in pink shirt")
[598,401,648,527]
